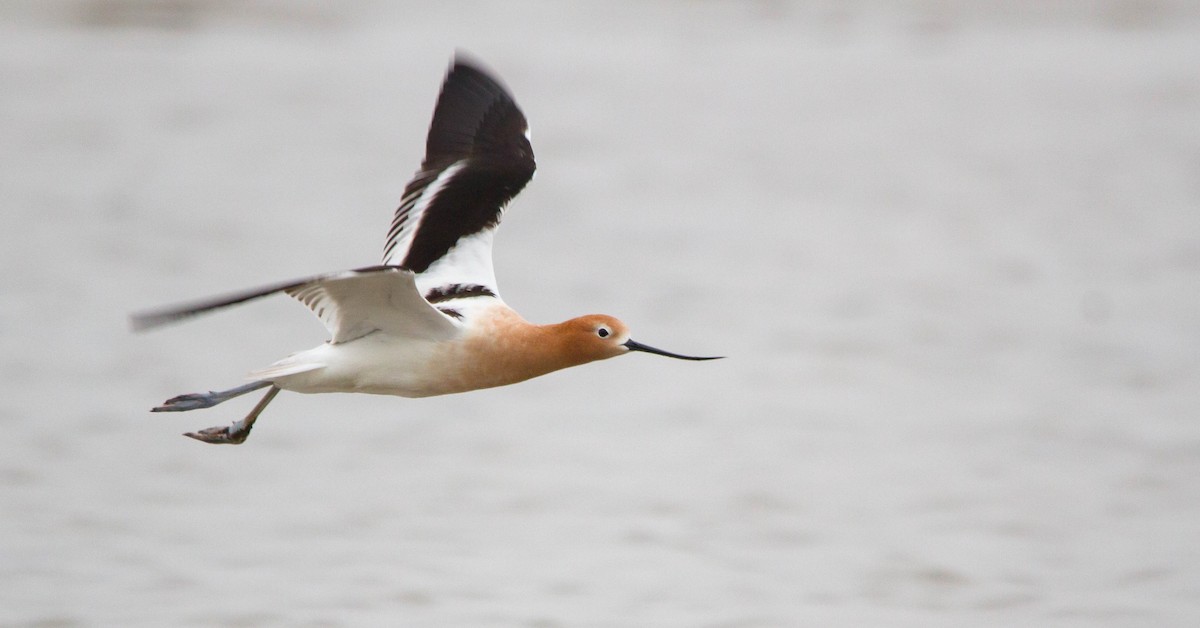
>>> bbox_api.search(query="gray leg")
[151,380,272,412]
[183,386,280,445]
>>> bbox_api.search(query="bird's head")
[561,314,723,364]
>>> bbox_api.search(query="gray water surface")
[2,1,1199,626]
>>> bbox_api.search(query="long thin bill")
[623,339,723,361]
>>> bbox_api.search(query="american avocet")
[133,55,720,444]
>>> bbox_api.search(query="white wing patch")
[412,229,501,300]
[383,161,467,268]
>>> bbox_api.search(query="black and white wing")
[132,56,534,341]
[131,266,459,344]
[382,55,536,306]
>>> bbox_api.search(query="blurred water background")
[2,1,1198,626]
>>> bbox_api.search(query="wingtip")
[129,308,186,333]
[450,49,486,72]
[445,51,510,90]
[128,312,162,333]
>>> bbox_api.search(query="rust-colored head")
[450,311,721,394]
[559,314,723,364]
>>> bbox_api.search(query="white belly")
[253,335,458,398]
[247,305,575,399]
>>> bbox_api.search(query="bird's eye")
[596,327,610,338]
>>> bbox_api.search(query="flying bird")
[133,55,720,444]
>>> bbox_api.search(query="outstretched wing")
[382,55,536,303]
[131,266,460,344]
[132,56,533,340]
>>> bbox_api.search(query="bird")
[132,54,721,445]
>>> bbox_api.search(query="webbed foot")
[152,381,272,413]
[180,386,280,446]
[184,420,252,444]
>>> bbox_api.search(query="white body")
[259,335,453,398]
[134,57,716,445]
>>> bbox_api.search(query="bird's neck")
[451,309,590,392]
